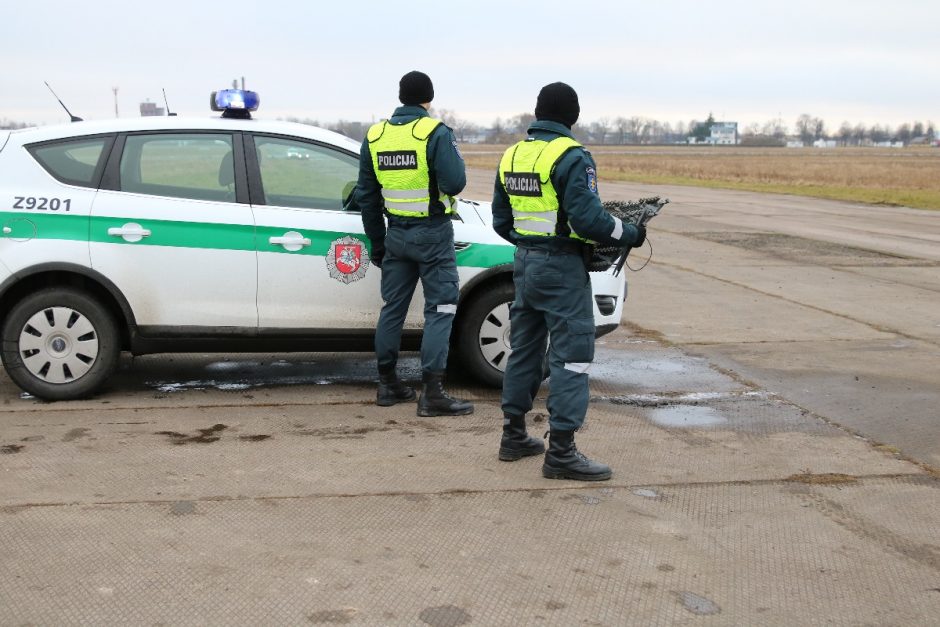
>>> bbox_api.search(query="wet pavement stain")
[1,444,24,454]
[418,605,472,627]
[545,600,566,610]
[62,428,91,442]
[20,435,44,442]
[786,472,858,485]
[170,501,196,516]
[293,426,393,438]
[307,608,357,624]
[648,405,727,428]
[678,591,721,615]
[238,435,272,442]
[155,424,228,445]
[454,424,496,435]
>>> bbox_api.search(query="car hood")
[0,131,10,153]
[457,198,492,227]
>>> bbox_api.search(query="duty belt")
[519,238,593,258]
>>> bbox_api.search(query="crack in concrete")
[2,472,932,512]
[652,258,939,348]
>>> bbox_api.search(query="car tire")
[455,281,515,388]
[1,288,120,401]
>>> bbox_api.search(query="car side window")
[29,136,110,187]
[253,136,358,211]
[119,133,235,202]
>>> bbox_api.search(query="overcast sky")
[4,0,939,131]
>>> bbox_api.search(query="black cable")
[625,237,653,272]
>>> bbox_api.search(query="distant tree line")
[741,114,937,147]
[287,111,937,147]
[5,112,933,147]
[0,119,30,130]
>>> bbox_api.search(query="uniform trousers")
[375,216,459,374]
[500,247,596,432]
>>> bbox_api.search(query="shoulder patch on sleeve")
[586,166,598,194]
[452,140,463,160]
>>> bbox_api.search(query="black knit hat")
[535,82,580,128]
[399,71,434,106]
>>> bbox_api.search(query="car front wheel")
[1,288,120,401]
[455,282,517,388]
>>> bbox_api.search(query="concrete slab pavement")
[1,174,938,624]
[2,335,938,625]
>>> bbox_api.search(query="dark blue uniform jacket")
[356,105,466,248]
[492,120,641,250]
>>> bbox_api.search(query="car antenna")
[43,81,83,122]
[162,88,177,116]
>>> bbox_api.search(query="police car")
[0,90,627,400]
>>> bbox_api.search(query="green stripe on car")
[0,212,514,268]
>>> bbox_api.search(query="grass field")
[460,145,940,210]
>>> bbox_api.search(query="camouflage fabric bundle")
[588,197,668,272]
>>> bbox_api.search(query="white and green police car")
[0,90,627,400]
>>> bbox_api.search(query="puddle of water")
[149,377,333,393]
[648,405,727,428]
[205,361,263,372]
[678,591,721,615]
[633,488,659,498]
[592,357,690,380]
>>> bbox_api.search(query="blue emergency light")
[210,89,260,118]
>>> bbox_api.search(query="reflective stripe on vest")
[498,136,587,240]
[367,117,455,217]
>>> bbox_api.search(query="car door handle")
[108,223,151,243]
[269,231,311,252]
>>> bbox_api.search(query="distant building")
[708,122,738,145]
[139,101,165,117]
[460,131,489,144]
[786,140,805,148]
[687,121,738,145]
[813,139,837,148]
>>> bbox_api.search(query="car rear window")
[29,137,110,187]
[119,133,235,203]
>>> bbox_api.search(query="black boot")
[542,430,612,481]
[376,368,416,407]
[417,371,473,417]
[499,414,546,461]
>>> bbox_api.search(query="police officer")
[493,82,645,481]
[356,71,474,417]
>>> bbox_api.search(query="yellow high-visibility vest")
[367,117,455,217]
[498,136,590,240]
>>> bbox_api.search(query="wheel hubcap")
[478,302,512,372]
[19,307,99,384]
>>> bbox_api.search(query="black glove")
[371,245,385,269]
[632,224,646,248]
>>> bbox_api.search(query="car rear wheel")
[1,288,120,401]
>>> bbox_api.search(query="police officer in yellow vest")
[356,71,473,416]
[492,83,646,480]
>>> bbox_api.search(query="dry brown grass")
[461,145,940,210]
